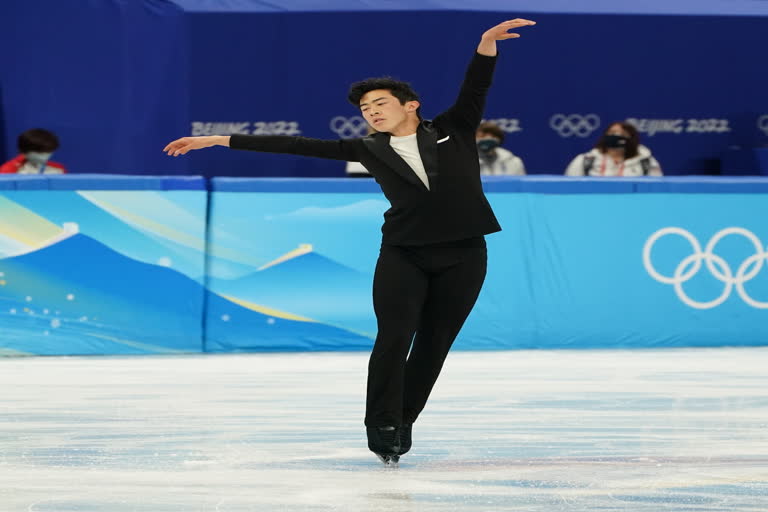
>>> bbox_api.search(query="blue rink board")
[0,176,209,356]
[2,175,768,355]
[206,176,768,352]
[0,175,206,191]
[212,176,768,194]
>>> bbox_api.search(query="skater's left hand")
[477,19,536,56]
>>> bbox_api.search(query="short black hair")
[347,77,421,118]
[18,128,60,153]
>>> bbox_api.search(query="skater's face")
[359,89,419,133]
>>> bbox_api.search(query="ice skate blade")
[376,453,400,466]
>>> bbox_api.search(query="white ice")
[1,348,767,511]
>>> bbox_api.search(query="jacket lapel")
[416,121,439,186]
[363,132,429,191]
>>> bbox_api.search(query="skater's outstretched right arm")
[163,134,361,161]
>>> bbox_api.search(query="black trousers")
[365,237,487,427]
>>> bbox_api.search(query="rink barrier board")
[1,175,767,355]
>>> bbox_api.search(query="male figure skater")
[164,18,535,464]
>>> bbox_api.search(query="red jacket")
[0,154,67,174]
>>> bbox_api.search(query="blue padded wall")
[2,175,768,355]
[0,176,207,355]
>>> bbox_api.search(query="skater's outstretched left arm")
[437,18,535,131]
[477,18,535,57]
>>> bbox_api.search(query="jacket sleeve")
[434,52,498,131]
[229,134,361,162]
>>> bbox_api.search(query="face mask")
[477,139,500,153]
[603,135,629,149]
[26,152,53,165]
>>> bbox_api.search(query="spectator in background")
[476,122,525,175]
[0,129,67,175]
[565,121,662,177]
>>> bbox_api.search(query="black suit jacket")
[230,52,502,246]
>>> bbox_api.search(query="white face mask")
[26,152,53,165]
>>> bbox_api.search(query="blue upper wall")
[170,0,768,16]
[1,1,766,177]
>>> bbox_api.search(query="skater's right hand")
[163,135,230,156]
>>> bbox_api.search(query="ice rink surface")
[1,348,767,511]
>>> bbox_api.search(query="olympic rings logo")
[643,227,768,309]
[330,116,369,139]
[757,115,768,136]
[549,114,601,138]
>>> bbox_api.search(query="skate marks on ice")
[1,349,767,511]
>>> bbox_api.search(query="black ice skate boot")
[398,423,412,456]
[367,426,401,465]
